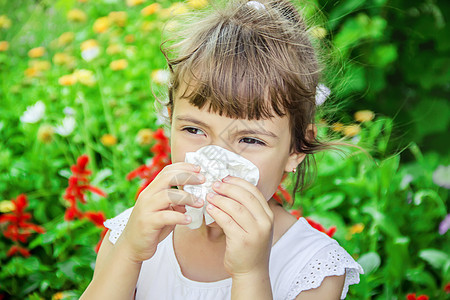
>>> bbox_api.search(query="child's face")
[170,97,304,201]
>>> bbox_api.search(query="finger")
[222,176,273,218]
[207,193,254,232]
[206,203,245,236]
[212,179,271,220]
[148,210,192,229]
[139,167,205,197]
[144,189,203,211]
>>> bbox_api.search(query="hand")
[206,176,274,278]
[117,162,205,263]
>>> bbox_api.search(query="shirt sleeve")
[285,243,364,300]
[103,207,133,244]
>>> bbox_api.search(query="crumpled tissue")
[183,145,260,229]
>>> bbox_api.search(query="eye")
[240,137,266,146]
[182,127,205,135]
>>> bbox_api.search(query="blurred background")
[0,0,448,299]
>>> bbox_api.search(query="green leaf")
[357,252,381,274]
[419,249,450,270]
[313,192,345,211]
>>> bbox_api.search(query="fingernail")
[194,165,201,172]
[185,215,192,223]
[197,174,205,181]
[213,181,221,188]
[222,176,231,182]
[207,204,214,210]
[196,197,204,205]
[207,192,214,200]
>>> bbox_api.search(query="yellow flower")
[80,39,99,51]
[124,34,135,43]
[141,3,161,16]
[354,110,375,123]
[349,223,364,235]
[93,16,110,33]
[52,292,65,300]
[110,59,128,71]
[67,9,87,22]
[168,3,189,15]
[106,44,122,55]
[101,134,117,146]
[0,15,12,29]
[57,32,75,47]
[331,122,344,133]
[53,53,76,68]
[0,200,14,213]
[24,67,40,78]
[311,26,327,39]
[346,223,364,240]
[108,11,127,27]
[58,74,77,86]
[73,69,96,86]
[28,47,45,58]
[343,124,361,137]
[127,0,145,6]
[29,60,51,72]
[38,124,54,144]
[137,128,153,145]
[188,0,208,9]
[0,41,9,51]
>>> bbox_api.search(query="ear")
[284,152,306,173]
[284,124,317,172]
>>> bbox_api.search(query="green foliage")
[0,0,448,299]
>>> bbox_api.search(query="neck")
[197,221,226,243]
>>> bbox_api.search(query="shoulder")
[269,213,364,300]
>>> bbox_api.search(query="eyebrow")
[175,115,279,139]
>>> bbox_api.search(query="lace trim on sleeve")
[103,207,133,244]
[286,244,364,300]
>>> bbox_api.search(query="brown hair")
[161,0,329,205]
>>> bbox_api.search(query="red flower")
[63,154,106,221]
[127,128,171,198]
[83,211,106,228]
[305,217,337,238]
[0,194,45,257]
[406,293,429,300]
[63,155,108,253]
[7,245,31,258]
[272,174,292,205]
[445,283,450,293]
[289,209,302,219]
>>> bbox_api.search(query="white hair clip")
[247,1,266,10]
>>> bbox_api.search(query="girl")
[81,0,363,299]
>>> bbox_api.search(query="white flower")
[433,165,450,189]
[315,84,331,106]
[81,46,100,62]
[63,106,75,116]
[54,116,76,136]
[151,69,171,85]
[20,100,45,123]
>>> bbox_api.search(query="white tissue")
[183,145,260,229]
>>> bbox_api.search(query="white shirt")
[104,208,363,300]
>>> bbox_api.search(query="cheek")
[252,156,286,201]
